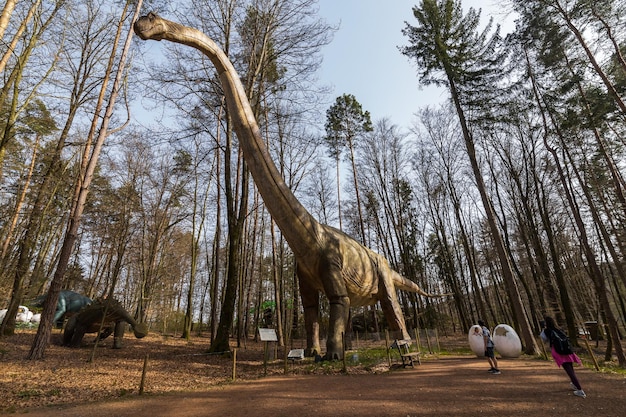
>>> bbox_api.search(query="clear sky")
[316,0,516,129]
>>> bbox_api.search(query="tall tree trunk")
[447,75,538,354]
[590,5,626,73]
[182,151,213,339]
[551,1,626,114]
[526,48,626,367]
[209,144,223,344]
[0,0,39,76]
[209,115,249,353]
[270,222,284,347]
[563,52,626,232]
[448,178,487,323]
[0,133,41,261]
[335,155,342,230]
[1,3,67,336]
[28,0,139,359]
[347,138,366,244]
[0,0,17,43]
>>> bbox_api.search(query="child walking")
[478,320,500,374]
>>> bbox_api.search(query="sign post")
[258,328,278,375]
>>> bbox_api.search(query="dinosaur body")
[63,298,147,348]
[134,13,445,359]
[31,290,92,328]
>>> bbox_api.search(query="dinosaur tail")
[392,270,451,297]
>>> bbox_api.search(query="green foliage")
[19,99,58,137]
[15,321,38,330]
[593,362,626,377]
[350,346,388,366]
[401,0,510,124]
[298,346,389,374]
[153,310,187,335]
[402,0,498,86]
[421,306,452,330]
[173,150,192,174]
[324,94,373,160]
[238,5,286,93]
[17,389,42,399]
[117,388,131,397]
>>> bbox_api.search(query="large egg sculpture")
[493,323,522,358]
[468,324,485,357]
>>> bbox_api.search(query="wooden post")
[263,342,268,376]
[139,354,149,395]
[581,332,600,371]
[284,346,289,374]
[232,348,237,381]
[341,332,347,373]
[425,328,433,353]
[414,328,421,352]
[538,335,549,359]
[385,329,391,367]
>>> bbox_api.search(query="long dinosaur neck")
[134,14,317,256]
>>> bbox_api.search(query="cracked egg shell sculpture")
[493,323,522,358]
[468,324,485,357]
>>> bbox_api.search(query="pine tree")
[401,0,539,354]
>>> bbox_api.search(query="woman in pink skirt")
[540,316,586,398]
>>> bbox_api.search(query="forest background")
[0,0,625,366]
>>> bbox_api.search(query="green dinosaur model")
[31,290,92,328]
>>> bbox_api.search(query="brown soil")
[1,329,625,416]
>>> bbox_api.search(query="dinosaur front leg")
[113,321,125,349]
[325,295,350,360]
[320,261,350,360]
[64,315,87,348]
[299,274,321,357]
[62,315,77,346]
[53,296,68,327]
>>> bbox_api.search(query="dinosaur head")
[30,294,46,308]
[134,12,169,41]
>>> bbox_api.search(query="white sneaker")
[570,383,577,390]
[573,390,586,398]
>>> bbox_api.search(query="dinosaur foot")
[321,351,342,361]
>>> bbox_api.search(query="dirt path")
[22,356,626,417]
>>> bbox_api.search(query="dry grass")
[2,327,621,414]
[1,328,420,412]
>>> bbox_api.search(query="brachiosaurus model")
[134,13,446,360]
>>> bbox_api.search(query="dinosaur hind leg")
[379,270,411,341]
[299,273,321,357]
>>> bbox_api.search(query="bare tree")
[28,0,141,359]
[402,0,538,353]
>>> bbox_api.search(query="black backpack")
[550,329,573,355]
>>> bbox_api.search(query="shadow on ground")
[21,356,626,417]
